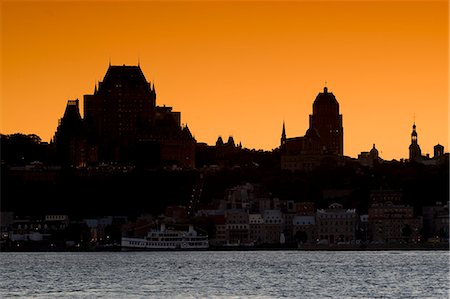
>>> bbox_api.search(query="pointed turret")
[227,136,235,147]
[216,136,224,146]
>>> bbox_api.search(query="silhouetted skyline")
[1,1,448,159]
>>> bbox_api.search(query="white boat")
[121,224,209,250]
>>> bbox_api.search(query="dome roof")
[370,144,379,155]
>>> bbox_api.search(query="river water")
[1,251,448,298]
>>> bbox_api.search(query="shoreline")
[1,243,448,252]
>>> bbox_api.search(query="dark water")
[1,251,448,298]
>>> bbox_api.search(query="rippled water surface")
[1,251,448,298]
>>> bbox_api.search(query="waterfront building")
[357,214,369,242]
[292,215,316,244]
[281,87,344,171]
[249,213,264,245]
[422,202,449,241]
[368,190,421,243]
[261,209,284,244]
[212,216,227,246]
[316,203,357,244]
[282,211,296,243]
[225,209,250,245]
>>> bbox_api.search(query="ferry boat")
[121,224,209,250]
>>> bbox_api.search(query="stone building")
[316,203,357,244]
[225,209,250,245]
[368,190,421,243]
[249,213,264,245]
[261,209,284,244]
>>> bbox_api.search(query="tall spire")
[281,121,287,150]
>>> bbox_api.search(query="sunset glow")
[1,0,448,160]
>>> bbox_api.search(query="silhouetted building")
[409,123,422,162]
[434,144,444,158]
[195,135,243,168]
[309,87,343,155]
[358,144,381,167]
[84,65,156,152]
[422,202,449,241]
[54,99,87,167]
[54,64,196,168]
[281,87,343,171]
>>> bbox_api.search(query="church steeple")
[409,122,421,162]
[411,122,418,144]
[281,121,287,151]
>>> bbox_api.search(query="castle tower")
[54,99,86,166]
[309,87,343,155]
[409,123,422,162]
[83,64,158,161]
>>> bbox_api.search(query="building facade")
[368,190,421,243]
[316,203,357,244]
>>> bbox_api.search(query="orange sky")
[1,1,448,160]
